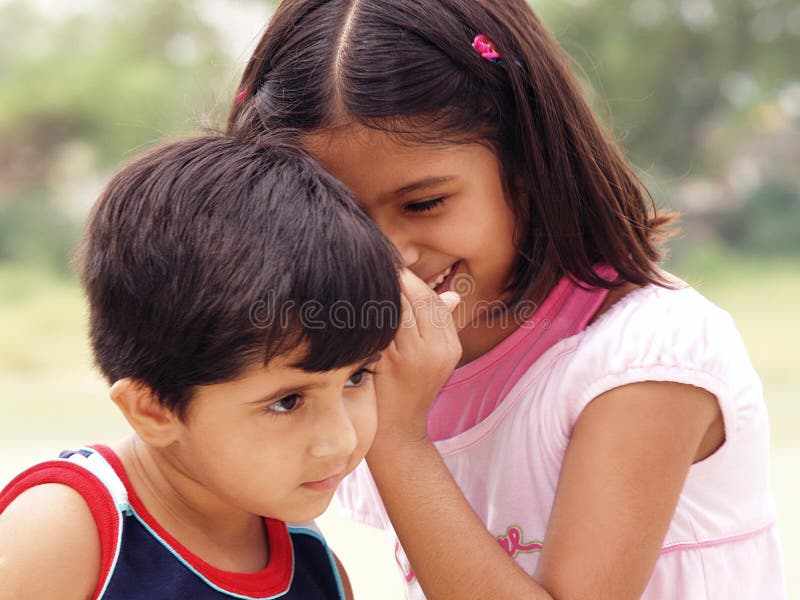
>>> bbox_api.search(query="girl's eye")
[267,394,303,414]
[404,198,445,214]
[345,368,374,387]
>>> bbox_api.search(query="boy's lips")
[301,472,344,492]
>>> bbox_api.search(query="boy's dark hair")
[228,0,676,304]
[76,135,401,418]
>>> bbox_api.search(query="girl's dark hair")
[76,135,401,418]
[228,0,676,302]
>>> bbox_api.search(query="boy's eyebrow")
[248,354,380,406]
[251,383,316,406]
[393,176,456,197]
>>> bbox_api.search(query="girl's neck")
[457,312,521,366]
[112,436,268,573]
[456,271,634,367]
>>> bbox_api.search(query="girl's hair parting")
[75,135,401,418]
[228,0,677,304]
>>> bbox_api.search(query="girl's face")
[306,125,520,362]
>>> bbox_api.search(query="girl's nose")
[386,229,420,267]
[397,242,420,268]
[308,401,359,459]
[373,216,420,268]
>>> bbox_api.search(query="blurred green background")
[1,0,797,596]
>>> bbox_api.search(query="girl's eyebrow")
[393,176,456,197]
[360,352,381,366]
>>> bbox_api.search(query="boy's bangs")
[249,175,402,373]
[272,298,398,373]
[263,272,400,372]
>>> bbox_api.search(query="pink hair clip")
[472,34,501,63]
[235,86,248,105]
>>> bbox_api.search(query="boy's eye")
[404,198,445,214]
[267,394,303,414]
[345,368,374,387]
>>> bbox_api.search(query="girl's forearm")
[366,438,552,600]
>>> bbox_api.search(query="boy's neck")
[111,437,269,573]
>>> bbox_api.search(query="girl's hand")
[370,269,461,448]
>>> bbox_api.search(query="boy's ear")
[110,379,180,447]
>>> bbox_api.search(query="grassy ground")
[0,256,797,596]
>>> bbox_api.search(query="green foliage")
[720,180,800,255]
[0,0,239,273]
[0,192,81,274]
[537,0,800,178]
[0,0,232,169]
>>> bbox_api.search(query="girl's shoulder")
[548,276,761,434]
[580,276,746,361]
[592,274,726,324]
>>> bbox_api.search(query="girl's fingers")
[399,269,458,338]
[395,269,461,368]
[399,269,433,302]
[438,291,461,312]
[393,292,420,351]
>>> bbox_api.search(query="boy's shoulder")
[0,470,102,600]
[0,449,346,599]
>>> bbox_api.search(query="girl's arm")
[0,483,101,600]
[367,436,550,598]
[533,380,722,599]
[367,272,723,599]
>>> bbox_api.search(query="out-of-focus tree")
[0,0,233,184]
[537,0,799,176]
[535,0,800,257]
[0,0,242,271]
[720,179,800,255]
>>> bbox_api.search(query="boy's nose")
[308,402,359,459]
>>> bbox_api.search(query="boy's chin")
[272,492,336,524]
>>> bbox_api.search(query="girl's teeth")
[429,265,453,289]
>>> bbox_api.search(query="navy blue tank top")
[0,445,344,599]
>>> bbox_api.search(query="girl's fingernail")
[438,291,461,311]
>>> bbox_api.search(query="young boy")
[0,135,401,599]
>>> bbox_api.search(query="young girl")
[228,1,787,598]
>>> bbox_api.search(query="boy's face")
[171,350,378,523]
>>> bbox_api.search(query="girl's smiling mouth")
[426,261,461,293]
